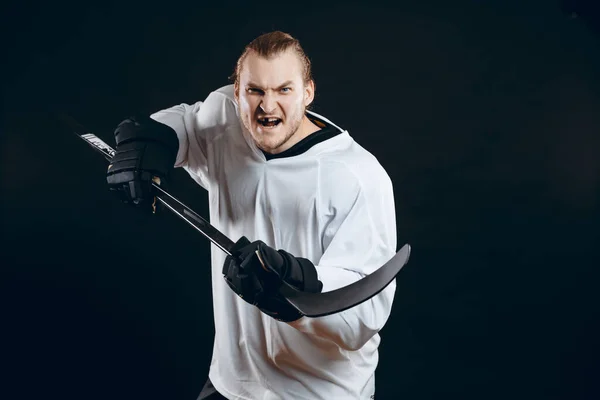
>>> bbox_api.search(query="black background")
[1,1,599,399]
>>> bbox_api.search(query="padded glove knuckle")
[106,115,179,208]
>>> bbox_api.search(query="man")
[106,31,398,399]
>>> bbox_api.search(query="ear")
[304,80,315,107]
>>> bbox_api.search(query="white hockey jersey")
[150,85,398,400]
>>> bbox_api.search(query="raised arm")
[105,87,237,207]
[150,88,237,190]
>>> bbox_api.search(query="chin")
[258,139,284,153]
[246,117,300,154]
[252,126,282,143]
[258,136,290,154]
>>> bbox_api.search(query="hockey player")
[106,31,399,399]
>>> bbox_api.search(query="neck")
[265,115,321,155]
[282,115,321,151]
[299,114,322,140]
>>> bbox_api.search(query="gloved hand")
[106,116,179,211]
[223,237,323,322]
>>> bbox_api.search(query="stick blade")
[279,244,411,318]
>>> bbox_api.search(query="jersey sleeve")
[288,158,398,351]
[149,87,236,190]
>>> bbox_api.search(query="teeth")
[258,117,281,126]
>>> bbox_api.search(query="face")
[234,49,315,154]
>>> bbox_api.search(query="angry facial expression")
[235,49,315,155]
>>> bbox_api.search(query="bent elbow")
[336,310,393,351]
[289,283,396,351]
[338,287,396,351]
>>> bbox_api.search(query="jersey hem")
[209,373,253,400]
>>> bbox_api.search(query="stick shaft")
[66,117,235,256]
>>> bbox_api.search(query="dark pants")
[197,378,227,400]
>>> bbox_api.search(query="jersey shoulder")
[315,136,396,234]
[191,84,240,141]
[200,84,237,117]
[212,84,236,101]
[318,136,393,193]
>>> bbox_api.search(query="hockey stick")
[61,114,411,318]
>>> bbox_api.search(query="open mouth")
[257,117,282,128]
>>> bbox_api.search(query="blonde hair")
[230,31,313,87]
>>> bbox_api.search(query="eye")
[247,88,263,94]
[281,87,291,93]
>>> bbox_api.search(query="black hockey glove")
[106,116,179,211]
[223,237,323,322]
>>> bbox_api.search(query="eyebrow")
[246,80,294,89]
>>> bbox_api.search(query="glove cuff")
[277,250,323,293]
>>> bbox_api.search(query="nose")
[260,92,277,114]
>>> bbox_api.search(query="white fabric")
[150,85,398,400]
